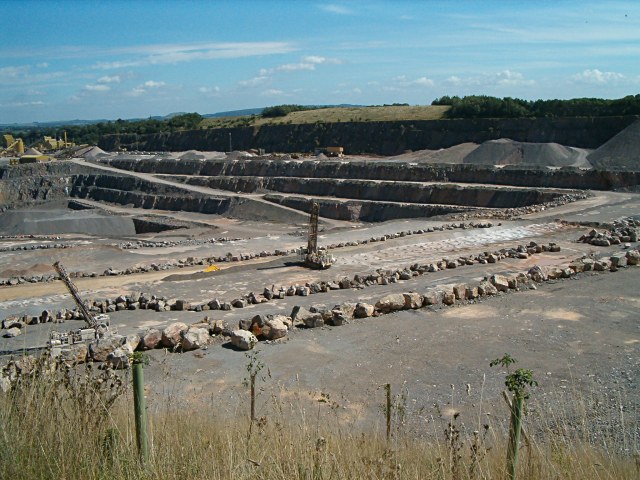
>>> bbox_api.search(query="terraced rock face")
[103,158,640,190]
[97,115,639,154]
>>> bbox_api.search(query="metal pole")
[385,383,391,442]
[229,132,232,152]
[133,360,149,463]
[506,394,524,480]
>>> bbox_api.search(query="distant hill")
[203,108,264,118]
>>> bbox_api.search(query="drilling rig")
[49,261,111,345]
[298,202,335,269]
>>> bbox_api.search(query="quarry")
[0,115,639,461]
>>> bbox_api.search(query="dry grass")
[0,356,637,480]
[200,105,450,129]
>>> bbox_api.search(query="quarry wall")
[104,158,640,191]
[98,116,639,155]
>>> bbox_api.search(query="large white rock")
[161,322,188,349]
[263,317,288,340]
[375,293,406,313]
[182,327,210,351]
[490,274,510,292]
[230,330,257,350]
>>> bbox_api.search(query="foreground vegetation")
[0,352,636,480]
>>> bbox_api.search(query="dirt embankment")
[98,116,639,155]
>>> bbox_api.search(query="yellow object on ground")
[204,264,220,272]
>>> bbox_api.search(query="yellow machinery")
[2,134,25,155]
[38,131,74,152]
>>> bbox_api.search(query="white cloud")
[98,75,121,83]
[390,75,435,88]
[0,64,67,86]
[92,41,295,69]
[198,86,220,95]
[444,70,534,88]
[412,76,435,87]
[238,76,269,87]
[0,100,45,107]
[494,70,534,86]
[319,4,354,15]
[261,89,286,97]
[353,87,362,94]
[126,87,146,97]
[143,80,165,88]
[36,62,49,68]
[84,84,110,92]
[571,69,625,84]
[302,55,341,65]
[253,56,342,82]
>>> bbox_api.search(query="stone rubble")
[1,249,638,381]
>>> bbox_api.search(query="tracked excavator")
[48,261,112,346]
[298,202,335,269]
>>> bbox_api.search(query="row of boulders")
[0,221,493,287]
[114,236,242,250]
[452,192,588,221]
[577,217,639,247]
[2,249,639,385]
[0,240,558,328]
[0,242,73,253]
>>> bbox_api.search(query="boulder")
[173,299,191,311]
[335,302,357,319]
[208,319,227,335]
[626,250,640,265]
[1,316,22,330]
[328,311,348,326]
[140,329,162,350]
[403,292,424,309]
[161,322,188,349]
[89,335,125,362]
[182,327,210,351]
[453,284,467,300]
[106,347,130,369]
[465,286,479,300]
[443,292,456,306]
[423,289,444,306]
[546,267,564,280]
[610,253,628,268]
[478,281,498,296]
[528,265,547,283]
[229,330,257,350]
[375,293,407,313]
[263,317,288,340]
[3,327,21,338]
[123,334,140,352]
[231,298,247,308]
[56,343,88,365]
[490,274,510,292]
[354,303,375,318]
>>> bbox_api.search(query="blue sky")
[1,0,639,123]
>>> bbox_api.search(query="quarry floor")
[0,185,639,431]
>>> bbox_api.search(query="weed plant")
[0,353,637,479]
